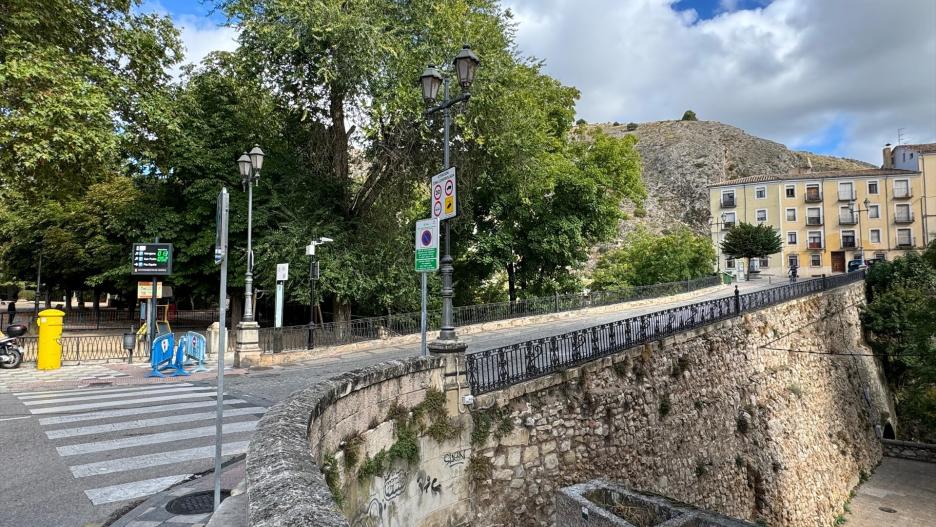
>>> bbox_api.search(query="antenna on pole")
[897,128,906,145]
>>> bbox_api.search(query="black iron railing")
[257,275,723,353]
[1,308,226,331]
[18,335,150,363]
[465,271,865,395]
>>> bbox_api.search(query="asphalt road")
[0,278,776,527]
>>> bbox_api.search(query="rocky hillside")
[596,120,875,236]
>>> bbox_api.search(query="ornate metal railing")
[18,335,150,363]
[465,271,865,395]
[258,275,722,353]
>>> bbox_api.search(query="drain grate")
[878,507,897,513]
[165,490,230,515]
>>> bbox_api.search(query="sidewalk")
[0,354,245,393]
[104,458,247,527]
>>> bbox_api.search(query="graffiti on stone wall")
[350,497,384,527]
[443,448,470,469]
[383,469,408,500]
[417,470,442,495]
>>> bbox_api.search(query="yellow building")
[885,143,936,244]
[709,165,925,276]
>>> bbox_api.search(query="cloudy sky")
[148,0,936,164]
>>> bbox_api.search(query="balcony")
[839,212,858,225]
[841,240,858,250]
[804,190,823,203]
[894,212,915,224]
[837,191,856,202]
[807,240,824,250]
[893,189,913,199]
[720,196,736,208]
[806,216,823,226]
[896,238,915,249]
[722,221,735,230]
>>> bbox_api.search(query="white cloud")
[139,1,238,79]
[503,0,936,163]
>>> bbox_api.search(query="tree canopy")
[720,223,782,262]
[591,227,715,290]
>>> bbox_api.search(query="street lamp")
[237,145,264,323]
[305,237,332,348]
[849,197,871,260]
[710,213,728,273]
[419,45,479,350]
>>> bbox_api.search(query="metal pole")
[214,237,228,511]
[243,180,254,322]
[149,237,158,352]
[438,78,457,341]
[420,272,427,356]
[34,250,41,325]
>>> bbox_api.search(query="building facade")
[709,167,924,276]
[885,143,936,244]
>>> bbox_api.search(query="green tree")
[861,247,936,442]
[720,223,782,279]
[681,110,697,121]
[591,228,715,290]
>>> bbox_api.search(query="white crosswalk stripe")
[15,384,264,507]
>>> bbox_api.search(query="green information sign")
[415,218,439,272]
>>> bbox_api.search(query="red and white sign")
[431,167,456,220]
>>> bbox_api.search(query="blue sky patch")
[675,0,771,21]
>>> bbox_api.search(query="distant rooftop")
[708,168,920,188]
[893,143,936,154]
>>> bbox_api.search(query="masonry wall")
[246,282,892,527]
[470,281,892,527]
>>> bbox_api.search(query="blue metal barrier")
[147,333,189,377]
[183,332,208,372]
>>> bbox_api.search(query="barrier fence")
[1,308,224,331]
[465,271,866,395]
[258,275,723,353]
[17,328,234,363]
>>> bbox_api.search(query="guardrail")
[2,309,225,331]
[258,275,723,353]
[465,271,865,395]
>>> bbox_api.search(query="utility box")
[36,309,65,370]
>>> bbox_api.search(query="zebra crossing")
[13,382,265,506]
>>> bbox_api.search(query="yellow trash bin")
[37,309,65,370]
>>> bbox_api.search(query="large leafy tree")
[861,247,936,442]
[0,0,182,306]
[590,227,715,290]
[720,222,782,279]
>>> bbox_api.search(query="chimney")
[883,143,893,168]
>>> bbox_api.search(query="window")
[759,258,769,268]
[788,254,799,268]
[810,253,821,267]
[868,204,879,219]
[838,181,854,201]
[805,184,821,202]
[875,252,886,260]
[870,229,881,244]
[787,232,797,245]
[726,258,735,269]
[842,230,856,249]
[721,189,736,206]
[806,207,822,225]
[808,231,823,249]
[785,208,797,221]
[894,179,910,198]
[840,206,856,224]
[756,209,767,223]
[785,185,796,198]
[722,211,736,229]
[868,181,879,195]
[755,186,766,199]
[897,228,912,247]
[895,203,912,222]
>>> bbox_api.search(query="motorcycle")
[0,323,26,369]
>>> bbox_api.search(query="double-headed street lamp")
[419,45,480,349]
[849,197,872,259]
[237,145,264,323]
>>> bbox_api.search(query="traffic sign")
[415,218,439,272]
[431,167,456,220]
[132,243,173,275]
[215,188,229,265]
[276,263,289,281]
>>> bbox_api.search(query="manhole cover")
[165,490,230,515]
[879,507,897,513]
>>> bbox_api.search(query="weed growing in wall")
[787,383,804,398]
[340,433,364,472]
[471,405,513,447]
[671,355,690,377]
[467,454,494,482]
[322,453,344,506]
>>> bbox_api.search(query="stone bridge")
[245,277,893,527]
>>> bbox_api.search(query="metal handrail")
[465,271,865,395]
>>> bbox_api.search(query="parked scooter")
[0,324,26,369]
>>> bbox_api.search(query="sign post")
[274,263,289,328]
[132,241,172,351]
[213,188,229,512]
[430,167,457,221]
[415,218,439,356]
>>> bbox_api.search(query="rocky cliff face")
[596,120,874,236]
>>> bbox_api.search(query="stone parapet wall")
[882,439,936,463]
[469,282,891,527]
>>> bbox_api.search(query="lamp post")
[849,197,871,261]
[305,237,332,348]
[237,145,264,323]
[419,45,479,349]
